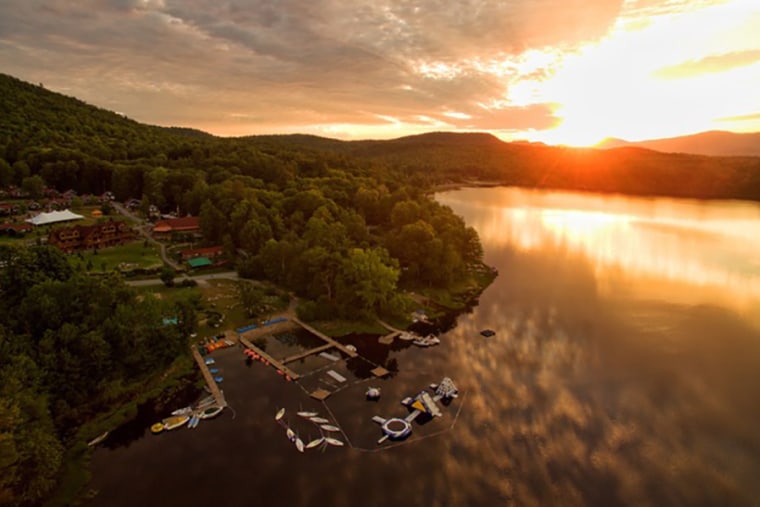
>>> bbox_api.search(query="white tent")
[25,209,85,226]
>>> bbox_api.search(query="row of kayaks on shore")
[151,405,224,434]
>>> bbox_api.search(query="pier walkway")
[292,318,358,358]
[239,336,301,380]
[191,346,227,407]
[282,343,334,364]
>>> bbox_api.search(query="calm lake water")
[88,187,760,507]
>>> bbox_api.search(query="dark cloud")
[0,0,621,136]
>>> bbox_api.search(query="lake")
[88,187,760,507]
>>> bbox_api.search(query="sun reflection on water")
[440,187,760,315]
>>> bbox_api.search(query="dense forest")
[0,246,194,505]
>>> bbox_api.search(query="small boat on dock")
[297,411,318,418]
[320,424,341,432]
[162,415,190,431]
[199,406,224,419]
[310,416,329,424]
[324,437,344,447]
[275,408,285,421]
[305,437,324,449]
[87,431,109,447]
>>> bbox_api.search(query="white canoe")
[305,437,324,449]
[310,416,329,424]
[320,424,341,432]
[275,408,285,421]
[295,437,304,453]
[297,411,318,418]
[324,437,344,447]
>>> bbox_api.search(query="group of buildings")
[2,193,224,268]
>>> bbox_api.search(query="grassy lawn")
[135,284,203,307]
[68,241,163,272]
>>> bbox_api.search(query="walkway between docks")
[191,346,227,407]
[292,318,358,358]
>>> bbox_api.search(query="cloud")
[653,49,760,79]
[2,0,755,141]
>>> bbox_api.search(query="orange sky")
[1,0,758,145]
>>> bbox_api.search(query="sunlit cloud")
[0,0,757,143]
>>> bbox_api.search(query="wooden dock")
[292,318,358,358]
[191,346,227,407]
[281,343,334,364]
[239,336,301,380]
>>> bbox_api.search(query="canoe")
[275,408,285,421]
[309,416,329,424]
[297,411,318,418]
[305,437,324,449]
[163,415,190,430]
[150,423,165,434]
[295,437,304,453]
[87,431,109,446]
[199,406,223,419]
[324,437,344,447]
[320,424,341,432]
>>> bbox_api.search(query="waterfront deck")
[292,318,358,358]
[191,346,227,407]
[281,343,334,364]
[239,336,301,380]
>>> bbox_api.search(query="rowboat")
[305,437,324,449]
[324,437,344,447]
[163,415,190,430]
[275,408,285,421]
[320,424,340,432]
[199,406,223,419]
[309,416,329,424]
[295,437,304,453]
[297,411,318,418]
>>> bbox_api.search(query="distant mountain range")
[597,131,760,157]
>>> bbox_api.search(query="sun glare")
[522,0,760,145]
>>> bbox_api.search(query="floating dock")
[239,336,301,380]
[292,318,358,358]
[191,346,227,407]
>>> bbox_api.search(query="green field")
[68,241,163,272]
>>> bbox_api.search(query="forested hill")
[248,132,760,201]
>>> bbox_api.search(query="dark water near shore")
[88,187,760,507]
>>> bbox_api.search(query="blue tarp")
[262,317,287,326]
[236,323,258,334]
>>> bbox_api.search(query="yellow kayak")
[150,422,165,434]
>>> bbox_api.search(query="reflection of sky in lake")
[88,187,760,507]
[439,187,760,321]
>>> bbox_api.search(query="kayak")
[297,411,318,418]
[275,408,285,421]
[324,437,344,447]
[309,417,329,424]
[305,437,324,449]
